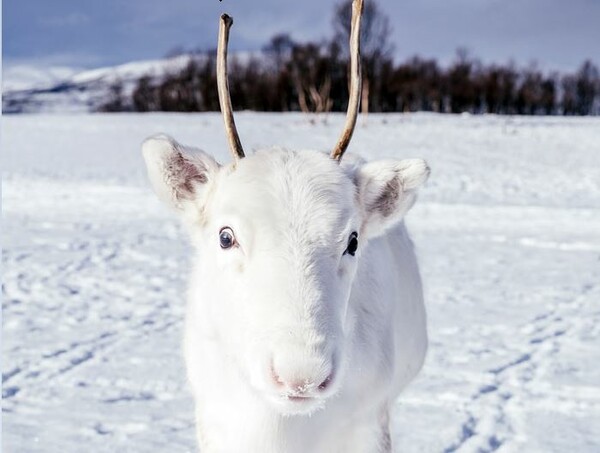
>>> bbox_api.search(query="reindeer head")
[142,0,429,415]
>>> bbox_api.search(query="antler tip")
[220,13,233,25]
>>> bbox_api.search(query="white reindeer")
[142,2,429,451]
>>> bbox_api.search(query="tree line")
[102,1,600,116]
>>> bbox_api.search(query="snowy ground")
[3,113,600,452]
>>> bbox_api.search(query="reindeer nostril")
[318,374,333,391]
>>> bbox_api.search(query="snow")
[2,56,193,114]
[69,56,194,86]
[3,112,600,452]
[2,65,81,92]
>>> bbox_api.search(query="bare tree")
[561,75,577,115]
[133,76,158,112]
[289,43,333,118]
[99,79,126,112]
[575,60,599,115]
[333,0,393,116]
[447,49,480,113]
[263,34,295,73]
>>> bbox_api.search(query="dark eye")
[344,232,358,256]
[219,227,236,249]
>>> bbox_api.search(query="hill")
[2,56,193,113]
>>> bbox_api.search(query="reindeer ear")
[356,158,430,239]
[142,134,220,211]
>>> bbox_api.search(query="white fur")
[142,134,430,453]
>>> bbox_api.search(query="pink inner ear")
[169,152,208,200]
[369,176,400,218]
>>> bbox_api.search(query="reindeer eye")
[344,232,358,257]
[219,227,236,249]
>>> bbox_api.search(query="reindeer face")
[143,135,429,415]
[203,149,358,414]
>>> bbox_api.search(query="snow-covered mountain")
[2,56,194,113]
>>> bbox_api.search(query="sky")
[3,0,600,72]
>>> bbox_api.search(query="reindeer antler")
[217,14,245,161]
[331,0,363,162]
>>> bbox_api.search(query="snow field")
[3,113,600,452]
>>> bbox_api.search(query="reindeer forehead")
[215,149,356,239]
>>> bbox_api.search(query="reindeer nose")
[270,357,334,395]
